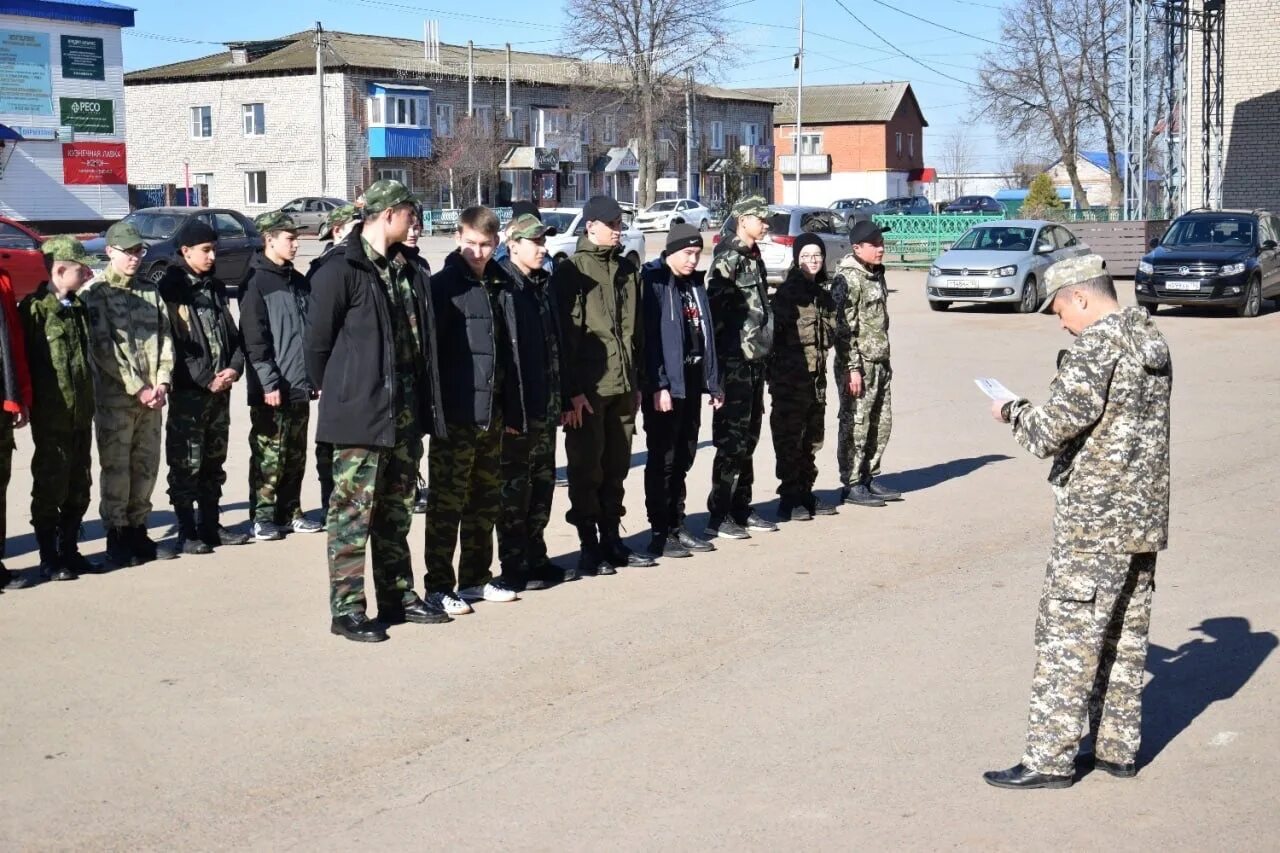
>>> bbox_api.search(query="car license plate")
[946,278,984,288]
[1164,279,1201,291]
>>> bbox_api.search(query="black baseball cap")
[849,219,891,244]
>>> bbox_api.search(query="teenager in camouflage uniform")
[767,233,837,523]
[704,196,778,540]
[82,221,178,567]
[833,219,901,508]
[308,179,448,643]
[240,212,323,541]
[984,255,1172,789]
[0,257,33,588]
[17,237,94,584]
[159,221,250,554]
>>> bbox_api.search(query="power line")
[864,0,1003,46]
[829,0,974,88]
[325,0,559,31]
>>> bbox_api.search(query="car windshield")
[951,226,1037,251]
[539,212,578,233]
[646,201,679,212]
[1162,217,1255,247]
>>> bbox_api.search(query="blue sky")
[119,0,1009,169]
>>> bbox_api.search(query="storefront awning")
[499,146,560,170]
[704,158,728,174]
[0,124,25,142]
[908,167,938,183]
[594,146,638,173]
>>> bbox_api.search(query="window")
[742,122,762,146]
[435,103,453,136]
[190,106,212,138]
[0,222,37,250]
[244,171,267,205]
[569,170,589,203]
[368,97,382,125]
[472,105,494,136]
[211,212,246,239]
[377,167,409,185]
[896,132,903,158]
[908,133,914,158]
[577,114,591,145]
[709,120,724,152]
[191,172,212,186]
[789,131,822,155]
[280,199,306,213]
[504,107,523,141]
[602,114,617,144]
[534,108,569,145]
[242,103,265,136]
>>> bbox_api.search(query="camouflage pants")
[30,426,92,531]
[96,400,162,529]
[425,423,502,593]
[248,402,309,525]
[642,376,702,532]
[0,418,11,556]
[709,359,765,520]
[165,389,230,508]
[836,361,892,487]
[564,392,635,526]
[1022,548,1157,776]
[326,441,418,618]
[497,417,556,574]
[769,372,826,501]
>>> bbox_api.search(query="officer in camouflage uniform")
[18,237,95,583]
[705,195,778,540]
[159,220,251,554]
[984,255,1172,789]
[767,233,837,522]
[833,218,901,508]
[82,221,178,566]
[0,245,34,588]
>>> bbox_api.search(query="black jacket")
[306,227,446,446]
[158,261,244,393]
[641,258,721,400]
[239,251,313,405]
[498,255,560,421]
[431,251,525,431]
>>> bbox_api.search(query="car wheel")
[147,263,168,284]
[929,300,950,312]
[699,218,709,232]
[1236,276,1262,318]
[626,251,641,268]
[1017,275,1038,313]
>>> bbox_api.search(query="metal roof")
[737,81,926,126]
[4,0,135,27]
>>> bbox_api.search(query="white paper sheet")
[974,378,1019,402]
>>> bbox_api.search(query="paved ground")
[1,253,1277,850]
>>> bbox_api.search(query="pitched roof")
[1077,150,1162,182]
[123,29,773,104]
[736,81,925,126]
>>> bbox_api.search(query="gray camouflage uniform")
[833,255,892,487]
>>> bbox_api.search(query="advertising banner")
[0,29,53,116]
[59,97,114,134]
[63,141,127,184]
[60,35,104,80]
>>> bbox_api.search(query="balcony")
[368,127,433,159]
[778,154,831,175]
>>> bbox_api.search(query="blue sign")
[0,29,52,116]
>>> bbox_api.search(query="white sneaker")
[458,581,519,603]
[426,591,472,615]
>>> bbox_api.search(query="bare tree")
[563,0,730,207]
[423,116,511,208]
[939,129,976,200]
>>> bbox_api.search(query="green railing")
[873,213,1006,268]
[422,206,513,235]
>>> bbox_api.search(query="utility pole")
[314,21,327,196]
[685,69,694,201]
[505,43,512,140]
[794,0,804,205]
[468,40,478,204]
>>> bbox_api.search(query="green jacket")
[833,256,890,374]
[20,284,95,431]
[551,236,643,398]
[82,266,175,403]
[707,235,773,363]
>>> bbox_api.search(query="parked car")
[83,207,263,292]
[537,208,648,268]
[715,206,851,284]
[274,196,348,234]
[925,220,1094,313]
[872,195,933,215]
[1135,208,1280,318]
[632,198,714,232]
[830,197,876,213]
[0,216,48,301]
[943,195,1004,214]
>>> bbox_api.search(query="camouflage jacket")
[82,266,175,402]
[833,257,890,373]
[1009,306,1172,553]
[707,235,773,363]
[19,284,95,430]
[768,267,836,380]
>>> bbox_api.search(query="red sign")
[62,141,127,185]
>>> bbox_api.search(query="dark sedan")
[944,195,1004,214]
[84,207,263,291]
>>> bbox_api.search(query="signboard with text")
[0,29,53,116]
[59,97,113,134]
[62,141,127,184]
[60,34,104,80]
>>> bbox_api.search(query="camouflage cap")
[1039,253,1108,313]
[41,235,90,264]
[326,203,360,228]
[732,195,771,220]
[508,212,556,240]
[362,179,415,215]
[254,210,300,235]
[105,220,144,250]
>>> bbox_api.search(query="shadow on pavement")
[877,454,1013,493]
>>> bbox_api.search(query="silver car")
[925,220,1094,313]
[716,205,852,284]
[275,196,348,234]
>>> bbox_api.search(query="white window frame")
[242,102,265,136]
[535,107,570,145]
[789,131,823,155]
[377,167,409,186]
[602,114,617,144]
[435,103,453,137]
[244,170,268,205]
[190,105,212,139]
[367,97,383,125]
[577,113,591,145]
[569,170,589,203]
[709,120,724,152]
[742,122,762,146]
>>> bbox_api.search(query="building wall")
[771,117,923,206]
[1048,157,1115,208]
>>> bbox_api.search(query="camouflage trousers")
[30,425,92,531]
[326,440,419,618]
[95,399,162,529]
[1022,548,1157,776]
[836,360,892,487]
[564,392,635,527]
[709,359,765,520]
[248,402,309,525]
[425,423,502,593]
[769,371,826,501]
[497,416,556,575]
[0,418,11,556]
[165,389,230,509]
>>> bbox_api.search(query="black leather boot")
[129,525,178,562]
[600,522,656,568]
[576,524,613,576]
[105,527,139,568]
[176,506,213,555]
[199,500,249,547]
[59,519,97,575]
[37,526,77,581]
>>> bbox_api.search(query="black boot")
[129,525,178,562]
[600,522,657,568]
[105,527,140,568]
[198,500,250,547]
[176,506,212,555]
[37,526,77,581]
[576,524,613,576]
[58,519,98,575]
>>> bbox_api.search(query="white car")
[633,198,713,232]
[536,207,648,267]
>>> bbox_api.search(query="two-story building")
[738,81,930,207]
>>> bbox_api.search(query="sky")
[117,0,1010,170]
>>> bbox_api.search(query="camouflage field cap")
[1039,253,1107,313]
[732,195,771,220]
[327,203,360,228]
[362,179,415,215]
[41,235,90,264]
[254,210,300,235]
[508,212,556,240]
[105,220,144,250]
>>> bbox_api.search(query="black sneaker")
[868,480,903,501]
[673,525,715,552]
[741,510,779,533]
[331,612,389,642]
[841,484,886,507]
[105,527,140,568]
[647,532,692,559]
[380,595,452,625]
[253,520,287,541]
[809,496,839,516]
[705,516,750,540]
[129,526,178,562]
[777,501,813,523]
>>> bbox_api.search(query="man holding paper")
[984,254,1172,789]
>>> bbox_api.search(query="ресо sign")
[59,97,114,134]
[63,142,127,185]
[60,35,104,81]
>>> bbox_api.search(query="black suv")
[1135,209,1280,317]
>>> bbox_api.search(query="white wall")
[781,170,903,206]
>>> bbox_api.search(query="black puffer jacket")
[498,255,560,421]
[158,261,245,393]
[239,251,312,405]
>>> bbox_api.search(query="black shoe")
[0,561,9,589]
[868,480,903,501]
[132,526,178,561]
[648,532,692,559]
[841,484,886,507]
[705,516,750,540]
[808,495,839,516]
[673,525,715,552]
[522,559,565,590]
[600,523,657,567]
[175,507,212,555]
[1093,758,1138,778]
[58,521,99,574]
[331,612,389,642]
[252,520,286,541]
[380,595,452,625]
[777,501,813,522]
[575,524,614,576]
[179,535,213,555]
[36,526,77,581]
[740,510,778,533]
[105,527,140,568]
[982,763,1073,790]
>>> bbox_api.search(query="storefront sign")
[60,35,104,80]
[534,147,559,171]
[0,29,53,116]
[11,124,73,141]
[59,97,114,134]
[62,141,127,184]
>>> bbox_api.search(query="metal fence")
[422,206,514,235]
[874,213,1007,268]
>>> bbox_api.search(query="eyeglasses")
[113,245,148,257]
[797,252,824,262]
